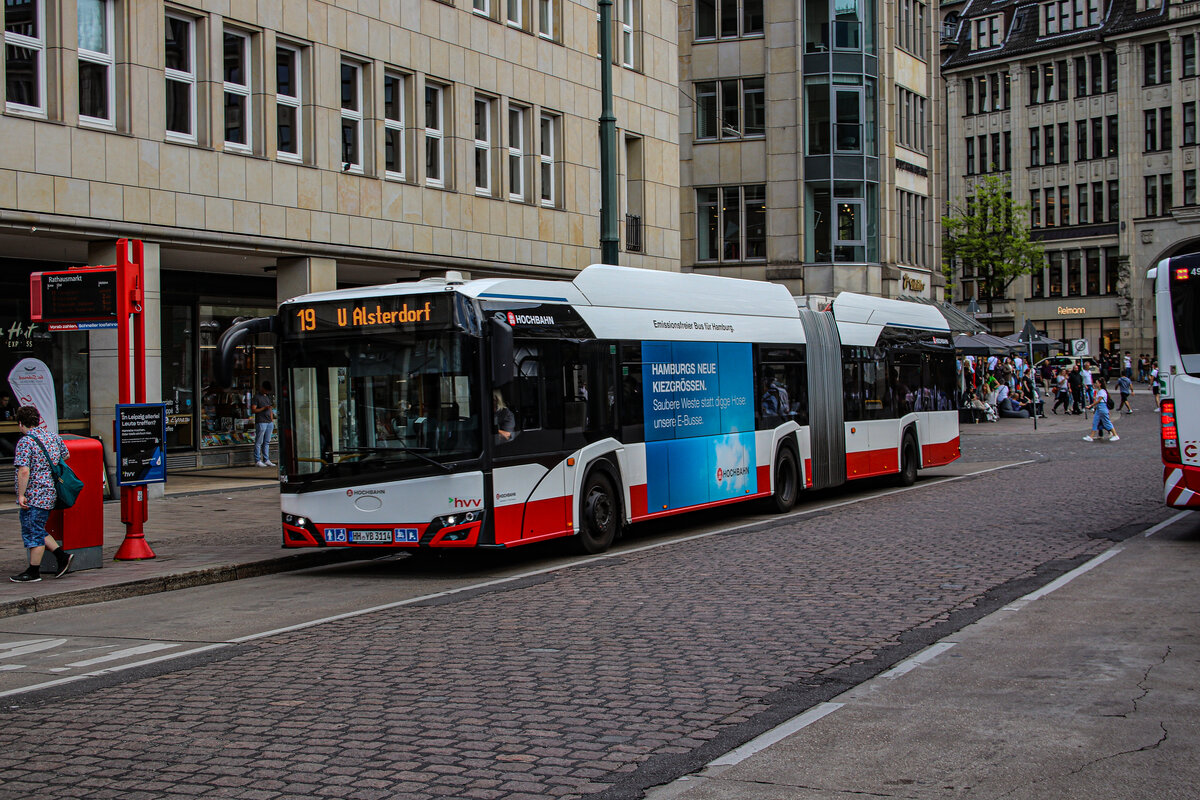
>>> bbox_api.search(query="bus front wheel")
[767,447,799,513]
[577,472,619,554]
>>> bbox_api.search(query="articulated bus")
[223,265,960,554]
[1153,254,1200,508]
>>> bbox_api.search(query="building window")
[1184,169,1197,207]
[1059,185,1070,226]
[275,44,303,162]
[695,77,765,140]
[1045,188,1056,227]
[164,14,197,142]
[697,0,764,41]
[620,0,637,68]
[508,104,528,201]
[223,30,252,152]
[1106,115,1118,157]
[538,0,554,39]
[1144,41,1171,85]
[340,61,363,173]
[77,0,114,126]
[1092,182,1104,221]
[474,95,495,195]
[1031,191,1041,227]
[1107,179,1119,221]
[507,0,522,27]
[3,0,45,114]
[1090,53,1103,95]
[1184,34,1197,78]
[1076,120,1087,160]
[1185,102,1197,147]
[425,82,447,188]
[696,185,766,262]
[964,77,974,115]
[1162,172,1173,215]
[624,135,644,252]
[384,71,407,179]
[539,111,558,206]
[966,137,976,174]
[1145,175,1158,217]
[972,15,1001,50]
[897,0,928,58]
[1044,124,1055,164]
[897,190,928,268]
[1144,108,1172,152]
[897,87,926,153]
[1077,183,1089,224]
[1106,51,1117,92]
[474,0,489,16]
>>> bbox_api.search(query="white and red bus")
[1153,255,1200,508]
[223,265,959,553]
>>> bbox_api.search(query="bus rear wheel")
[576,472,619,554]
[897,435,918,487]
[767,447,799,513]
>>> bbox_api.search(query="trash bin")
[42,435,106,573]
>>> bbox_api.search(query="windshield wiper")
[327,445,452,472]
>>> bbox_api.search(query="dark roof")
[942,0,1173,71]
[897,295,990,334]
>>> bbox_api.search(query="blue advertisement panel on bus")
[642,341,756,511]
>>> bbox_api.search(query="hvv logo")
[449,497,483,508]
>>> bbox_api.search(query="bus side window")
[511,343,543,435]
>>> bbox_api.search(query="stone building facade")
[677,0,945,302]
[942,0,1200,359]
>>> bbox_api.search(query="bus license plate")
[350,530,393,544]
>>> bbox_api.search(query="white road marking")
[705,703,845,770]
[878,641,958,679]
[1143,509,1193,537]
[1002,548,1122,611]
[0,639,68,660]
[65,643,181,668]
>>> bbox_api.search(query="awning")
[953,333,1018,356]
[896,295,989,334]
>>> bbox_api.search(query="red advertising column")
[113,239,155,561]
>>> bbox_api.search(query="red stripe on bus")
[1164,463,1200,508]
[520,495,572,541]
[921,437,961,467]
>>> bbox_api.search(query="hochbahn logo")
[506,311,555,326]
[716,465,749,483]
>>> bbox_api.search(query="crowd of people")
[958,349,1159,440]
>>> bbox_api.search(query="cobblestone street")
[0,412,1171,800]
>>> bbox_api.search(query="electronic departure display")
[29,268,118,323]
[285,294,453,335]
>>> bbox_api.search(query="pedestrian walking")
[1052,368,1071,414]
[1150,362,1161,409]
[1068,364,1084,414]
[10,405,74,582]
[1083,378,1119,442]
[1116,373,1134,414]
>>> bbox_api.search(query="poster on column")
[8,358,59,434]
[642,341,756,512]
[116,404,167,485]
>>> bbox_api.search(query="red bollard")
[114,485,155,560]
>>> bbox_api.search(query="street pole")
[597,0,620,265]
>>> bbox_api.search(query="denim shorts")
[19,506,51,549]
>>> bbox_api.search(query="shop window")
[162,304,196,450]
[199,304,275,449]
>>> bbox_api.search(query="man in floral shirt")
[10,405,73,582]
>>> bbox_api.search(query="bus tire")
[767,447,799,513]
[576,471,619,554]
[897,434,918,487]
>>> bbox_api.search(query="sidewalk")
[646,512,1200,800]
[0,466,364,618]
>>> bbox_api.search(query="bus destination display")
[30,268,118,324]
[288,295,451,335]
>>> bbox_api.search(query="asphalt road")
[0,410,1173,800]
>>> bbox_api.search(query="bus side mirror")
[490,318,514,386]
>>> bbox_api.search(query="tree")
[942,174,1044,317]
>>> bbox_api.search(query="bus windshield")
[1170,264,1200,375]
[282,331,481,482]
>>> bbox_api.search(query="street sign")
[1071,338,1090,357]
[115,404,167,486]
[29,268,118,324]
